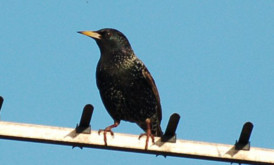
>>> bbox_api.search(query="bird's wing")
[142,68,162,121]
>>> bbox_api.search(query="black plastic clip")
[75,104,94,134]
[161,113,180,143]
[0,96,3,112]
[235,122,253,150]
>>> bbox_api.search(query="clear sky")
[1,1,273,165]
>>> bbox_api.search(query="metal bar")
[161,113,180,142]
[235,122,253,150]
[0,121,273,164]
[76,104,93,134]
[0,96,3,111]
[78,104,93,127]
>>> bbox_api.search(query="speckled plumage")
[79,28,162,137]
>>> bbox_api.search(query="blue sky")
[1,1,273,165]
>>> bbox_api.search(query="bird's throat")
[99,51,137,72]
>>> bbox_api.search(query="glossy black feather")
[85,28,162,136]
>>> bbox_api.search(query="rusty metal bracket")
[161,113,180,143]
[235,122,253,150]
[75,104,94,134]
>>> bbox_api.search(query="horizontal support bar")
[0,121,273,164]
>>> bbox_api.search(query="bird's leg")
[98,121,120,146]
[138,118,155,150]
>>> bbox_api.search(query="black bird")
[78,28,162,149]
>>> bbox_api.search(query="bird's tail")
[154,123,163,137]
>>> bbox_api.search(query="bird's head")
[78,28,132,54]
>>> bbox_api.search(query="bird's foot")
[98,128,113,146]
[98,121,119,146]
[138,132,155,150]
[138,118,154,150]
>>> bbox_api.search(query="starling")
[78,28,162,149]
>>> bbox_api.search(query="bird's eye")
[106,32,112,38]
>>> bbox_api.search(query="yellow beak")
[78,31,101,39]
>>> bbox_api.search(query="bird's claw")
[98,129,114,136]
[138,132,155,150]
[98,128,114,146]
[98,122,119,146]
[138,133,155,142]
